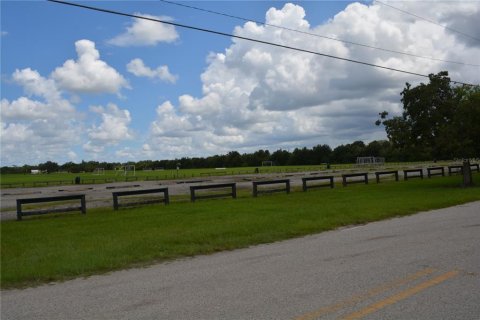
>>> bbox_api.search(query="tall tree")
[451,85,480,158]
[312,144,332,163]
[332,141,366,163]
[271,149,290,166]
[376,71,480,160]
[38,161,59,173]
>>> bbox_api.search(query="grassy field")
[0,161,452,187]
[1,173,479,288]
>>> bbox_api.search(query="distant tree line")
[1,140,413,174]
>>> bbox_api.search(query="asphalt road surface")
[2,201,479,319]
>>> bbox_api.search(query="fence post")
[190,187,196,202]
[463,160,473,187]
[113,193,119,210]
[16,200,22,221]
[164,188,170,204]
[80,195,86,214]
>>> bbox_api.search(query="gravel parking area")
[1,170,346,220]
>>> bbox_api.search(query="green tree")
[38,161,59,173]
[312,144,332,163]
[225,151,242,167]
[289,147,313,165]
[450,85,480,158]
[271,149,290,166]
[332,141,366,163]
[376,71,479,160]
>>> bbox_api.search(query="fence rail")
[302,176,334,191]
[427,167,445,178]
[190,183,237,202]
[342,173,368,186]
[16,194,86,220]
[112,188,169,210]
[375,170,399,183]
[404,169,424,180]
[252,179,290,197]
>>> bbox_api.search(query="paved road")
[2,202,479,319]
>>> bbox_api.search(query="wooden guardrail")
[342,173,368,186]
[16,194,86,221]
[252,179,290,197]
[427,167,445,178]
[190,183,236,202]
[375,170,399,183]
[112,188,169,210]
[448,165,463,175]
[403,169,423,180]
[302,176,334,191]
[448,163,480,175]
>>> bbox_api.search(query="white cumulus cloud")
[2,69,74,120]
[87,103,133,144]
[0,115,82,165]
[12,68,62,101]
[127,58,178,83]
[115,148,136,159]
[108,13,178,46]
[1,67,81,164]
[52,39,128,94]
[83,141,105,154]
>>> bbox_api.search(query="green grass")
[1,174,479,288]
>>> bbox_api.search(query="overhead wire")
[47,0,477,86]
[375,0,480,43]
[158,0,479,67]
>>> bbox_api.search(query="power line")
[158,0,479,67]
[375,0,480,43]
[47,0,477,86]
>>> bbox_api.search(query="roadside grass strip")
[1,174,479,288]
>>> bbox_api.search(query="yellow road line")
[294,268,436,320]
[341,270,459,320]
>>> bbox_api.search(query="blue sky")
[1,0,479,166]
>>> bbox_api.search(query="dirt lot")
[2,170,349,221]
